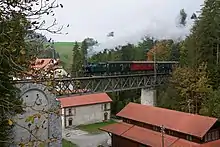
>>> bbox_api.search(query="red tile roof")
[31,58,53,69]
[31,58,60,70]
[99,122,133,135]
[100,122,202,147]
[116,103,217,138]
[58,93,112,108]
[202,139,220,147]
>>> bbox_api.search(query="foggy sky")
[40,0,204,50]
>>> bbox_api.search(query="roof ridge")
[128,102,217,120]
[119,123,135,136]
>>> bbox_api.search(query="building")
[31,58,69,78]
[31,58,56,70]
[100,103,220,147]
[59,93,112,128]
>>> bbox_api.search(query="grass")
[54,42,81,70]
[54,42,76,55]
[62,139,78,147]
[78,120,116,134]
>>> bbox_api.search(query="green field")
[62,139,78,147]
[78,120,116,134]
[54,42,78,70]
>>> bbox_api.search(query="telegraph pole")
[161,125,165,147]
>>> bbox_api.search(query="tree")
[154,40,171,61]
[200,89,220,117]
[25,32,61,59]
[120,44,135,61]
[0,0,65,145]
[158,1,220,117]
[71,42,82,76]
[184,0,220,88]
[161,63,212,114]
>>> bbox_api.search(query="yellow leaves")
[39,142,45,147]
[153,41,172,61]
[20,49,26,55]
[25,115,34,123]
[18,143,25,147]
[34,113,41,119]
[170,63,211,113]
[27,141,33,147]
[25,113,41,124]
[12,48,17,52]
[8,119,13,126]
[46,81,53,87]
[19,141,45,147]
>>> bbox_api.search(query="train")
[83,61,179,76]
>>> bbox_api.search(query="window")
[215,130,219,139]
[204,130,220,142]
[104,103,107,110]
[66,108,75,116]
[204,134,208,142]
[168,130,174,136]
[68,108,72,115]
[68,118,73,126]
[211,130,219,140]
[126,119,131,124]
[138,122,144,127]
[186,135,193,141]
[208,133,211,141]
[153,126,158,131]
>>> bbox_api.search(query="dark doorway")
[104,112,108,121]
[68,118,73,126]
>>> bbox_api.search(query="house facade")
[59,93,112,128]
[100,103,220,147]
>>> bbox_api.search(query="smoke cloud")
[41,0,204,51]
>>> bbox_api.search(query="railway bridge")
[16,72,171,106]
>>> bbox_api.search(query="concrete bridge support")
[141,88,156,106]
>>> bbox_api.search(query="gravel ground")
[63,128,111,147]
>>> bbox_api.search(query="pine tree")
[185,0,220,88]
[81,40,88,66]
[71,41,80,76]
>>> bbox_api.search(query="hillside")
[54,42,78,71]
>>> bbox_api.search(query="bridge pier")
[141,88,156,106]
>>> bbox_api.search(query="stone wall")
[11,83,62,147]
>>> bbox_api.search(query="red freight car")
[130,63,154,71]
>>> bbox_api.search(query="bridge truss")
[16,73,170,98]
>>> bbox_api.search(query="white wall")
[54,68,68,78]
[63,103,111,127]
[61,108,65,128]
[141,88,156,106]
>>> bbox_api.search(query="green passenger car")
[107,62,131,74]
[90,63,107,74]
